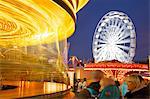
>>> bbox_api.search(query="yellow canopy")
[0,0,89,47]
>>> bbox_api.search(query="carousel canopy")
[0,0,88,47]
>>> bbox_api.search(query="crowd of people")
[75,78,87,93]
[73,70,149,99]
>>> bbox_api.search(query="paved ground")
[0,81,68,99]
[54,92,75,99]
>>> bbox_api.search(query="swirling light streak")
[0,0,88,47]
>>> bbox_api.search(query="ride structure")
[93,11,136,63]
[90,11,148,81]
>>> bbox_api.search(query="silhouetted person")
[77,70,104,99]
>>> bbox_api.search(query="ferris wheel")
[93,11,136,63]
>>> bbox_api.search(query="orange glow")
[0,81,68,98]
[0,0,89,47]
[0,0,89,83]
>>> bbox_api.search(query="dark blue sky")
[68,0,149,62]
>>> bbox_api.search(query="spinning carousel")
[0,0,88,98]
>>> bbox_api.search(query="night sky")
[68,0,149,62]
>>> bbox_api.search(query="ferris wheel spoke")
[119,55,126,62]
[116,47,129,58]
[111,18,115,26]
[121,53,128,62]
[96,45,107,53]
[120,31,127,39]
[99,51,106,60]
[115,53,122,61]
[108,51,114,60]
[94,46,106,52]
[105,52,110,60]
[101,49,109,60]
[118,32,130,41]
[113,19,117,26]
[100,36,109,42]
[115,23,125,36]
[115,29,124,39]
[118,24,126,34]
[114,47,122,60]
[96,51,104,60]
[115,45,130,51]
[97,39,108,44]
[114,18,119,27]
[97,46,107,57]
[115,49,127,62]
[116,39,130,44]
[93,46,106,56]
[116,21,122,30]
[103,28,110,34]
[108,20,112,26]
[104,32,113,41]
[96,44,106,48]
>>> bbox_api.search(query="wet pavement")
[0,81,68,99]
[54,92,75,99]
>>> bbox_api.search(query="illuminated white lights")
[93,11,136,63]
[33,33,50,40]
[13,46,18,48]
